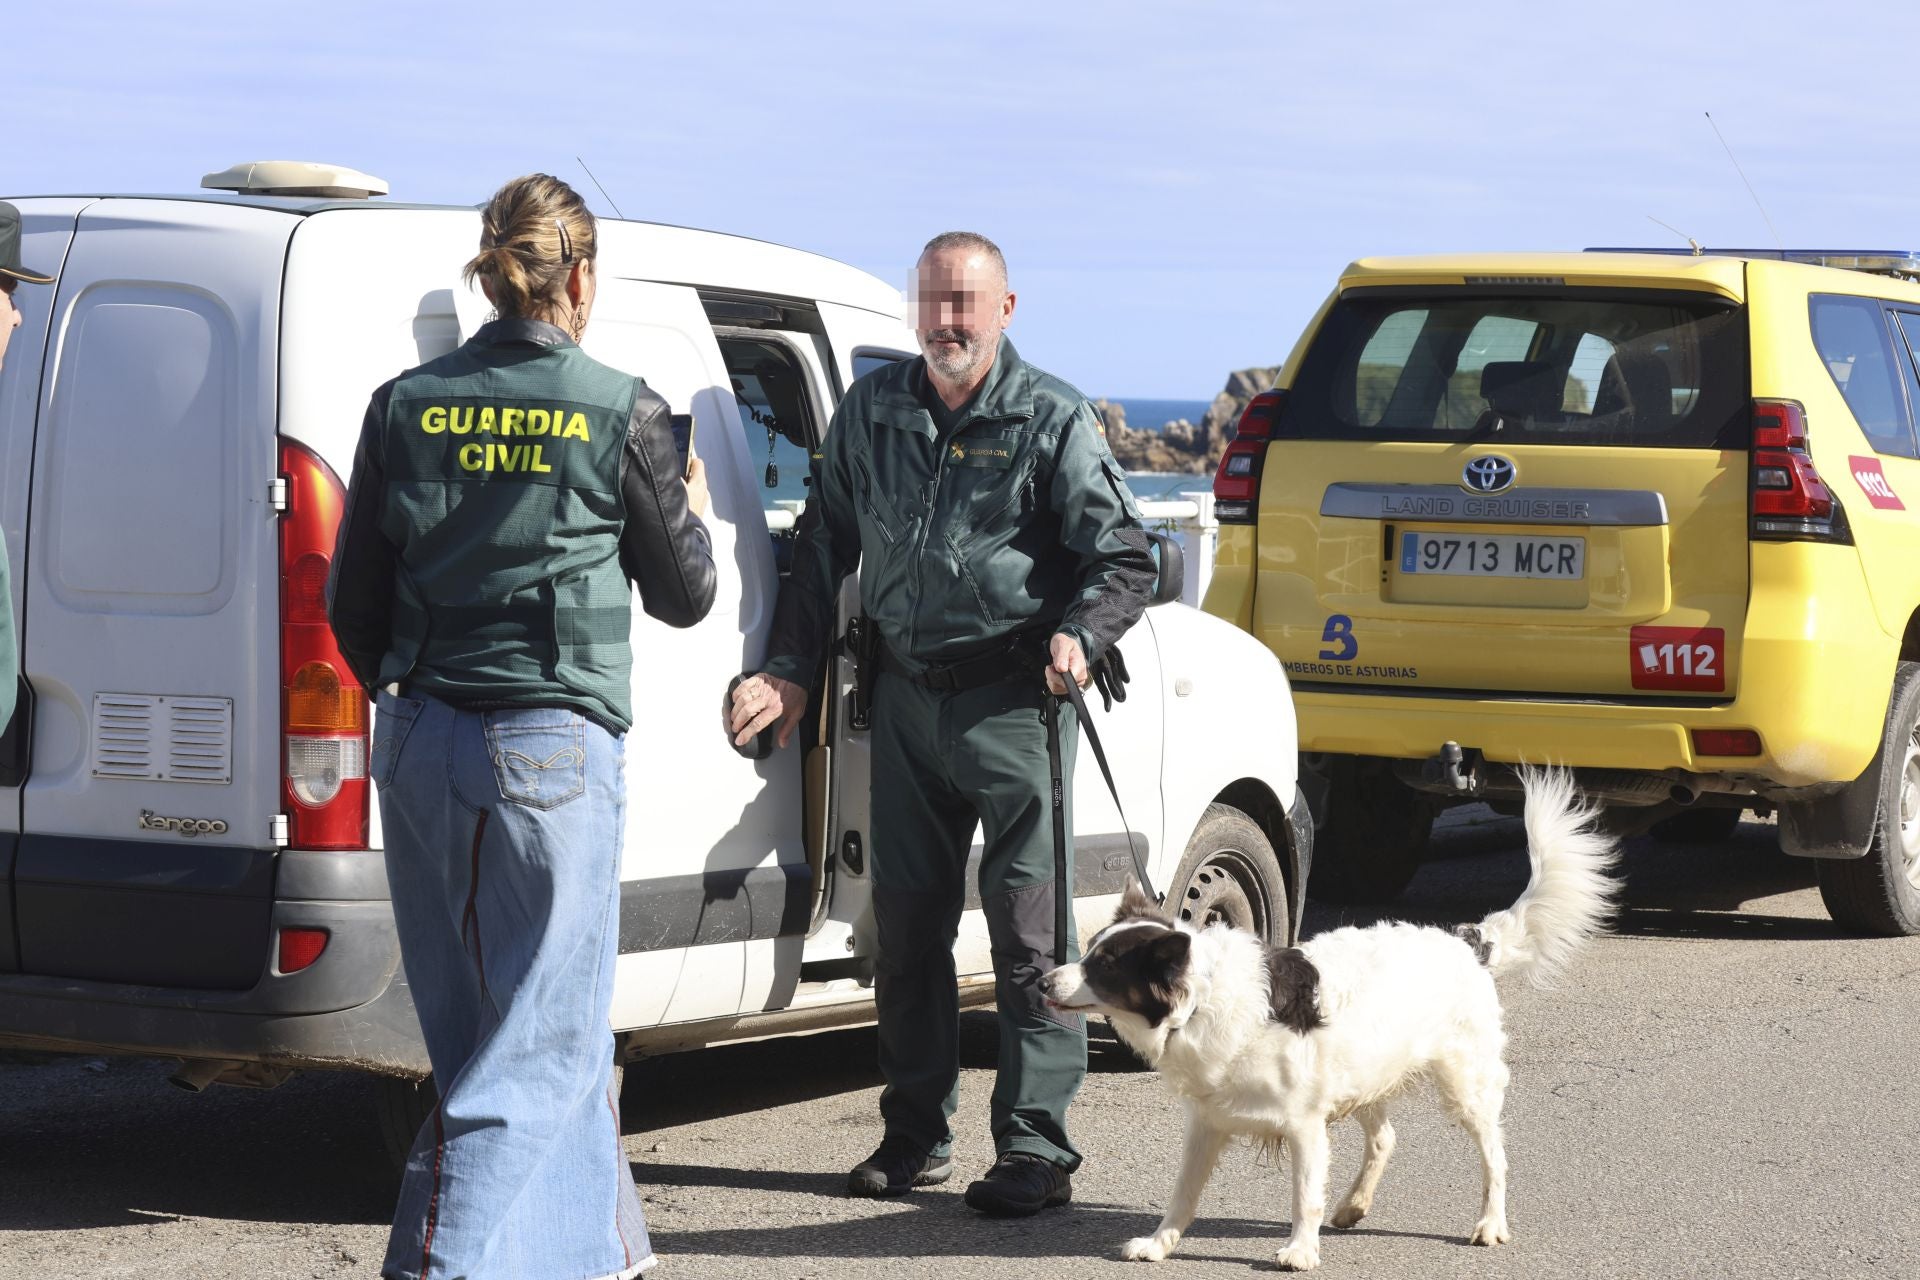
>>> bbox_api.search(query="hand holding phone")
[684,454,710,519]
[669,413,696,480]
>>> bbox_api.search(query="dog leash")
[1049,674,1159,907]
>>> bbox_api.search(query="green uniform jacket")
[764,337,1156,683]
[328,318,717,734]
[0,526,15,731]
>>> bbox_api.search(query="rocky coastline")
[1093,366,1281,473]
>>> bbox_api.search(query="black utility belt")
[877,637,1044,693]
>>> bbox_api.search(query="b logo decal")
[1319,614,1358,662]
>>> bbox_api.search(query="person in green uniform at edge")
[726,231,1157,1216]
[0,201,56,737]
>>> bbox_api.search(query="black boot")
[846,1136,953,1197]
[963,1152,1073,1217]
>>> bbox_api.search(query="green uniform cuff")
[1053,623,1099,666]
[761,653,812,685]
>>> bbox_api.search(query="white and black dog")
[1041,767,1618,1271]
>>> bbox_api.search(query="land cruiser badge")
[139,810,229,838]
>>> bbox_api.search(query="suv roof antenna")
[1704,112,1782,250]
[576,156,627,220]
[1646,214,1703,256]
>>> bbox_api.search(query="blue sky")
[8,0,1909,397]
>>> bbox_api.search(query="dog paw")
[1274,1240,1322,1271]
[1470,1217,1512,1246]
[1120,1234,1173,1262]
[1330,1201,1368,1229]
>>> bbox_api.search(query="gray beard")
[922,331,992,382]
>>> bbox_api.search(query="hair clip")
[556,219,574,264]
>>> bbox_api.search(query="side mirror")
[1147,530,1184,606]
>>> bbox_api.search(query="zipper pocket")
[854,456,902,545]
[952,459,1038,555]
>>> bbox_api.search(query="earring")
[570,310,587,341]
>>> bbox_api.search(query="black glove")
[1090,643,1130,713]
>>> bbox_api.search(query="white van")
[0,163,1307,1144]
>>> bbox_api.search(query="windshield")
[1286,290,1750,448]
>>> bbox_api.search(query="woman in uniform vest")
[328,173,716,1280]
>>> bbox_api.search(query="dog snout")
[1040,963,1088,1008]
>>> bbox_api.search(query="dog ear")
[1148,930,1192,968]
[1115,876,1162,922]
[1266,946,1325,1036]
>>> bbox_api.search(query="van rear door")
[1260,275,1752,704]
[0,198,88,973]
[14,200,292,988]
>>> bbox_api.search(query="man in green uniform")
[0,201,55,735]
[727,231,1156,1216]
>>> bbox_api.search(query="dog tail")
[1467,766,1619,986]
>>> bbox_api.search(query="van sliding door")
[456,275,811,1025]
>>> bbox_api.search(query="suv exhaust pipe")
[168,1058,238,1092]
[168,1058,293,1093]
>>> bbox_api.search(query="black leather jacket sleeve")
[326,379,399,695]
[619,385,718,628]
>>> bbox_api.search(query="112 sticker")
[1630,626,1726,693]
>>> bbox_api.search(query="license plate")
[1398,532,1586,579]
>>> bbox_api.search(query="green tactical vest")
[375,326,639,732]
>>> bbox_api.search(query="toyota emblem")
[1462,455,1517,493]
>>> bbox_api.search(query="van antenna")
[1704,112,1782,250]
[1646,214,1703,256]
[576,157,626,221]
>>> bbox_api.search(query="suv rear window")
[1287,290,1750,448]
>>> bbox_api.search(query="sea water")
[755,396,1214,508]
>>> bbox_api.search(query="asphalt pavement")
[3,808,1916,1279]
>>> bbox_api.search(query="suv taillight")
[279,440,369,849]
[1213,389,1287,525]
[1750,399,1849,543]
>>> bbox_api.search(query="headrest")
[1594,350,1674,425]
[1479,361,1563,421]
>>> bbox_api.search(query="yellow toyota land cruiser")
[1204,248,1920,936]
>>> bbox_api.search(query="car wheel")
[1818,660,1920,936]
[1648,805,1745,845]
[373,1061,628,1174]
[1302,754,1433,905]
[1168,803,1290,948]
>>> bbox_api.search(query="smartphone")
[669,413,696,479]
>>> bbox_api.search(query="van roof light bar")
[1585,247,1920,279]
[201,161,389,200]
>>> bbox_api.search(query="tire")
[1818,660,1920,936]
[374,1074,436,1174]
[1301,755,1433,905]
[374,1061,628,1175]
[1648,805,1745,845]
[1167,803,1290,949]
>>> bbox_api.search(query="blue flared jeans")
[373,692,651,1280]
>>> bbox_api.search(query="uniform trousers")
[868,670,1086,1171]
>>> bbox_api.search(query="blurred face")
[0,279,20,374]
[913,247,1014,384]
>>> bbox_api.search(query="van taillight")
[1213,389,1287,525]
[1750,399,1849,543]
[278,440,369,849]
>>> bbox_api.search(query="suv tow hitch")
[1421,741,1484,795]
